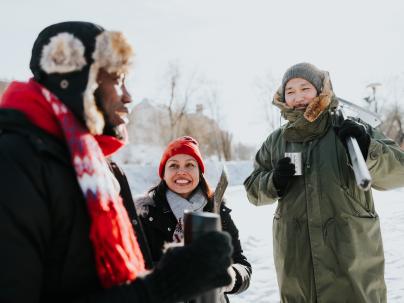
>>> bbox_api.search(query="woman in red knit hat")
[135,136,252,302]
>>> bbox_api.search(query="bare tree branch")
[254,72,280,132]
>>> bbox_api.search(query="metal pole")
[338,109,372,191]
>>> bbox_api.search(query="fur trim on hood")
[134,195,155,217]
[273,71,335,122]
[83,31,133,134]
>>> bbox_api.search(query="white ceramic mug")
[285,152,303,176]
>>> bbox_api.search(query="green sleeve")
[243,133,280,206]
[366,127,404,190]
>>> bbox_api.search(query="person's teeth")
[176,180,189,184]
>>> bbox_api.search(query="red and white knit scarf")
[1,79,145,287]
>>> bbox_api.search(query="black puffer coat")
[0,109,153,302]
[135,193,252,302]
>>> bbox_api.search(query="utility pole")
[364,82,382,113]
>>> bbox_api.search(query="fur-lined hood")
[273,71,338,122]
[134,194,155,217]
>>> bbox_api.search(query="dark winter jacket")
[134,193,252,302]
[0,109,153,302]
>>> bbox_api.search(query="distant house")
[127,98,169,145]
[126,99,234,159]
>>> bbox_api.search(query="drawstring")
[306,141,313,169]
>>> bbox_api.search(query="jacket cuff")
[226,263,251,294]
[268,173,281,199]
[366,139,384,169]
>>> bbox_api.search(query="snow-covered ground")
[123,162,404,303]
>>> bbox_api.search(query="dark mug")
[184,211,221,303]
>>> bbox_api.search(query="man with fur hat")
[244,62,404,302]
[0,21,233,303]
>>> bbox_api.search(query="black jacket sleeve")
[220,205,252,294]
[0,132,52,302]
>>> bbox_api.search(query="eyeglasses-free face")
[284,78,318,110]
[163,154,200,199]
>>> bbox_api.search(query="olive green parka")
[244,115,404,302]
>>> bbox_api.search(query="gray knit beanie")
[281,62,323,99]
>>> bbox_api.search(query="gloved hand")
[141,231,233,303]
[219,266,237,294]
[336,119,370,159]
[273,157,296,196]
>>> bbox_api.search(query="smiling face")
[284,78,318,110]
[96,68,132,128]
[163,154,200,199]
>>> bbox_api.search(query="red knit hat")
[159,136,205,178]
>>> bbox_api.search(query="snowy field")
[123,163,404,303]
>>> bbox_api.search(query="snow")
[113,143,164,165]
[122,161,404,303]
[224,186,278,303]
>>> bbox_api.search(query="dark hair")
[149,173,214,209]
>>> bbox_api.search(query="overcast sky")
[1,0,404,145]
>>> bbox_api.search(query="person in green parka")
[244,62,404,303]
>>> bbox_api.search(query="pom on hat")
[158,136,205,179]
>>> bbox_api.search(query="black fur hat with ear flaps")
[30,21,134,134]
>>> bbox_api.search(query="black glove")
[141,231,233,303]
[336,119,370,159]
[272,157,296,196]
